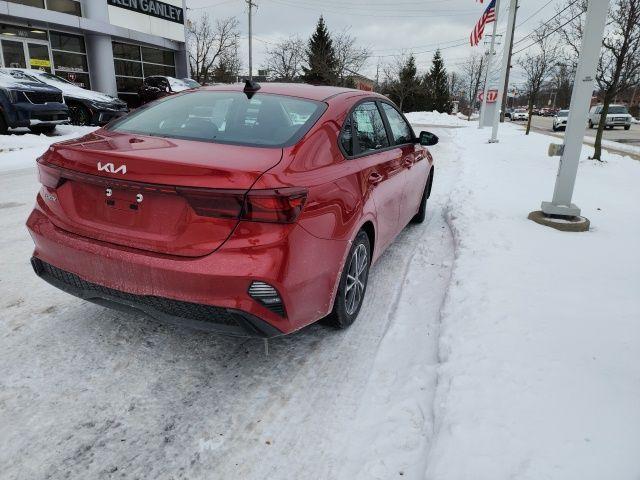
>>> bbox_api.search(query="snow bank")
[0,125,97,172]
[404,111,469,127]
[427,123,640,479]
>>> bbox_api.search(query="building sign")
[107,0,184,24]
[477,90,498,103]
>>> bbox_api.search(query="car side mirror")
[419,131,439,146]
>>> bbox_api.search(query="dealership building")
[0,0,188,105]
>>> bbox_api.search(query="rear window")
[109,91,325,147]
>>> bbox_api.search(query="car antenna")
[243,79,261,99]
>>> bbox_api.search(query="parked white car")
[588,104,632,130]
[511,109,529,121]
[552,110,569,131]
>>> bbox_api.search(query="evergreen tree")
[425,50,452,113]
[302,16,338,85]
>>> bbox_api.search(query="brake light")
[244,188,307,223]
[176,187,245,219]
[36,157,65,189]
[178,187,307,224]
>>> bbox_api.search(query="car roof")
[201,82,383,102]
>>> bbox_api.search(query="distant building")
[346,74,374,92]
[0,0,188,105]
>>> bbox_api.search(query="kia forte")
[27,81,437,337]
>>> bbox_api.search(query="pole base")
[528,210,590,232]
[540,201,581,217]
[488,139,499,143]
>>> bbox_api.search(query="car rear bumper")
[27,203,348,336]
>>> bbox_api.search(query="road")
[0,127,457,479]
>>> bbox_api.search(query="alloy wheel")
[344,243,368,315]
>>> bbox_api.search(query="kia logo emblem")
[97,162,127,174]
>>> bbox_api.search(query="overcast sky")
[185,0,565,88]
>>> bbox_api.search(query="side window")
[352,102,389,154]
[340,115,354,156]
[382,103,413,145]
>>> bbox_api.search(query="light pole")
[246,0,256,80]
[479,0,501,129]
[490,0,518,142]
[529,0,610,232]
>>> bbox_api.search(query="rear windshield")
[109,91,325,147]
[608,106,629,114]
[558,110,569,117]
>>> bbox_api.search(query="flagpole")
[489,0,517,142]
[478,0,501,129]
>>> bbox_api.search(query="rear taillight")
[244,188,307,223]
[37,157,65,189]
[178,187,307,224]
[176,187,245,219]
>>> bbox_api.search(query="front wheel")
[323,231,371,329]
[552,125,558,132]
[69,103,91,126]
[588,120,594,129]
[624,125,631,131]
[412,169,434,224]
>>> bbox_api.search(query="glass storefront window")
[7,0,81,16]
[113,42,141,61]
[141,47,175,66]
[50,31,85,53]
[7,0,45,7]
[50,31,90,89]
[115,59,143,78]
[142,63,176,77]
[53,50,88,72]
[0,23,48,41]
[47,0,81,16]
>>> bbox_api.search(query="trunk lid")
[39,130,283,257]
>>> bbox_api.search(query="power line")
[512,10,583,55]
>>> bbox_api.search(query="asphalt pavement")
[515,115,640,145]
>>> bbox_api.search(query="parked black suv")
[138,76,196,105]
[0,72,69,134]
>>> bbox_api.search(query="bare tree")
[333,28,371,86]
[186,14,240,84]
[517,26,560,134]
[460,53,486,120]
[557,0,640,160]
[262,35,306,81]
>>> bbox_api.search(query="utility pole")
[500,0,518,122]
[490,0,517,142]
[246,0,256,80]
[530,0,610,231]
[479,0,501,129]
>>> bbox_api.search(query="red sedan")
[27,81,437,337]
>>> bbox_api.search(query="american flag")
[470,0,496,47]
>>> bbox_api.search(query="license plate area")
[105,188,142,212]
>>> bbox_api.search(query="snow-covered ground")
[0,120,638,480]
[405,111,470,127]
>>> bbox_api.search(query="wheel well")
[360,221,375,260]
[426,167,434,199]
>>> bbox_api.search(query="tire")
[412,168,434,224]
[29,125,56,135]
[588,120,594,129]
[625,125,630,131]
[0,114,8,135]
[69,103,91,126]
[552,125,558,132]
[323,231,371,329]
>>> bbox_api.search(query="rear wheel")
[324,231,371,329]
[412,169,434,224]
[29,125,56,135]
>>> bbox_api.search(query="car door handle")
[368,172,384,185]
